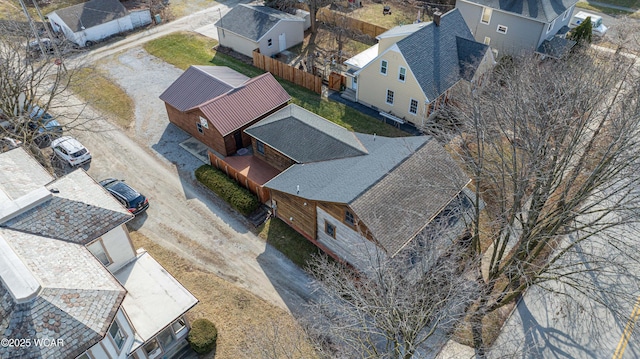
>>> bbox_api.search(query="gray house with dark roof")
[456,0,578,57]
[215,4,305,57]
[237,104,472,271]
[47,0,151,47]
[0,148,197,359]
[343,9,494,128]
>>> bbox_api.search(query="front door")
[278,33,286,52]
[233,131,243,151]
[352,76,358,90]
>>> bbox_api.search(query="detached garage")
[48,0,151,47]
[215,4,305,58]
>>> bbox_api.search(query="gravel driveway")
[76,47,316,315]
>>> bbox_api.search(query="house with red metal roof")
[159,66,290,157]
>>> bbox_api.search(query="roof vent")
[49,188,59,194]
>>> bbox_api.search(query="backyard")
[143,31,407,137]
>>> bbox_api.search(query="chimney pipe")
[433,11,442,26]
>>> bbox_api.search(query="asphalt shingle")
[50,0,128,32]
[465,0,578,22]
[214,4,303,42]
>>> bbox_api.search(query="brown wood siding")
[251,138,295,171]
[317,202,375,242]
[209,154,272,203]
[164,103,228,155]
[272,190,316,240]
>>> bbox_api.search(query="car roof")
[51,136,85,152]
[104,180,141,202]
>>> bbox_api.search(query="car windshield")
[71,148,87,157]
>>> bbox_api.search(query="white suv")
[51,136,92,167]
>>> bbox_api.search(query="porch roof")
[220,155,281,185]
[114,250,198,351]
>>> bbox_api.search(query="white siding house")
[48,0,151,47]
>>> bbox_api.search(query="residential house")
[160,66,290,157]
[0,148,198,359]
[455,0,579,58]
[343,9,494,129]
[48,0,151,47]
[215,4,306,58]
[212,104,472,271]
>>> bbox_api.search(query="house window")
[481,7,492,24]
[547,19,556,33]
[256,140,265,155]
[398,67,406,82]
[380,60,388,75]
[325,221,336,238]
[77,354,90,359]
[345,210,355,226]
[144,338,163,359]
[196,122,203,134]
[88,240,111,266]
[157,327,176,352]
[483,37,491,45]
[199,116,209,129]
[268,38,273,47]
[497,25,507,34]
[563,6,572,20]
[386,89,394,105]
[409,99,418,115]
[109,320,126,350]
[171,318,187,336]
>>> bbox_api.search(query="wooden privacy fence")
[317,7,389,38]
[253,50,322,94]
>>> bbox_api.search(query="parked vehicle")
[99,178,149,215]
[0,137,22,152]
[27,38,55,58]
[569,11,608,37]
[28,105,63,142]
[51,136,91,167]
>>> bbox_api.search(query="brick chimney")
[433,11,442,26]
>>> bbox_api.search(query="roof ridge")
[196,72,271,109]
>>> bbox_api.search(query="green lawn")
[143,32,407,137]
[257,218,323,269]
[589,0,640,9]
[576,2,634,15]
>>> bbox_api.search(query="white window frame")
[196,122,203,134]
[199,116,209,129]
[497,25,508,34]
[380,60,388,75]
[386,89,394,105]
[484,37,491,45]
[409,99,418,115]
[398,66,406,82]
[563,6,572,20]
[547,19,556,33]
[108,319,127,353]
[88,239,111,267]
[481,7,492,24]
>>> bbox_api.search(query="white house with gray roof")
[215,4,305,57]
[0,148,197,359]
[343,9,494,128]
[456,0,578,58]
[47,0,151,47]
[240,104,473,272]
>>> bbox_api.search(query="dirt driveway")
[70,47,315,315]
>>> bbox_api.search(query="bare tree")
[306,216,478,359]
[265,0,334,34]
[428,48,640,357]
[0,21,88,159]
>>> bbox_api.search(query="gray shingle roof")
[50,0,128,33]
[159,66,249,112]
[350,139,470,256]
[0,230,126,359]
[465,0,578,22]
[536,36,576,59]
[395,9,489,101]
[264,133,427,203]
[214,4,303,42]
[246,104,368,163]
